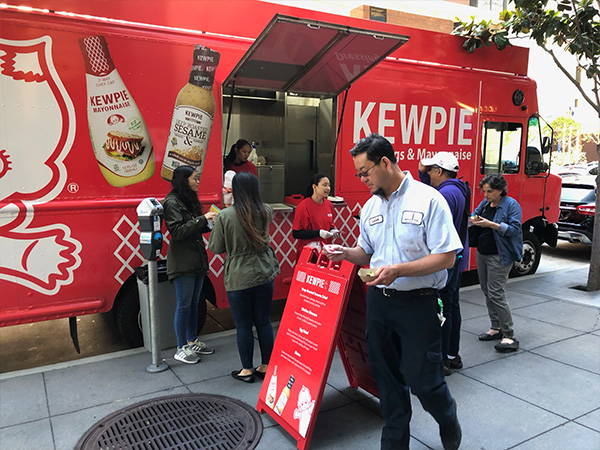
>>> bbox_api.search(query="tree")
[453,0,600,291]
[544,116,586,165]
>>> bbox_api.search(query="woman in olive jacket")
[208,172,280,383]
[163,165,217,364]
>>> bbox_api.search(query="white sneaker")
[187,338,215,355]
[174,345,200,364]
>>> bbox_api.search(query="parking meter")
[136,198,168,373]
[136,198,164,260]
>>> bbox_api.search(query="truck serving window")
[481,121,522,175]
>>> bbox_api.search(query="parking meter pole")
[137,198,168,374]
[146,259,167,373]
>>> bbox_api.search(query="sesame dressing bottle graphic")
[80,35,155,187]
[265,365,278,409]
[274,375,295,416]
[161,46,220,181]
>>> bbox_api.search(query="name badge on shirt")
[368,215,383,226]
[401,210,423,225]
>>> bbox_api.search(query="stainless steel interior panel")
[222,95,285,164]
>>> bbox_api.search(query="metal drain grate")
[76,393,263,449]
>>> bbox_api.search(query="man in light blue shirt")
[325,134,462,450]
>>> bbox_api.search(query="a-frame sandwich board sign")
[257,246,357,449]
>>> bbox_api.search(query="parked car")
[554,162,598,179]
[558,175,596,245]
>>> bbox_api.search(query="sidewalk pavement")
[1,267,599,450]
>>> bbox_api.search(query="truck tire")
[510,230,541,277]
[115,280,143,348]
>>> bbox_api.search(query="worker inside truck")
[223,139,258,176]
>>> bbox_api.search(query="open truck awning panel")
[224,14,409,96]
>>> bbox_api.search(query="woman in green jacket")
[208,172,280,383]
[163,165,217,364]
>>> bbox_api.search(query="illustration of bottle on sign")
[161,45,220,182]
[274,374,295,416]
[265,365,278,409]
[80,35,154,187]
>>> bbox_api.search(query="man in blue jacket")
[419,152,470,376]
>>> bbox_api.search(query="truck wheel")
[115,280,143,348]
[510,230,541,277]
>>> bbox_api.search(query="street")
[0,242,592,374]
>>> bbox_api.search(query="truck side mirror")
[542,136,551,154]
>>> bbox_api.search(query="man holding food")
[324,134,463,450]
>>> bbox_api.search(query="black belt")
[375,287,438,298]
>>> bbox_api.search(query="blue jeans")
[173,275,204,348]
[440,257,462,357]
[227,281,274,370]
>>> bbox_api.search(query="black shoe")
[445,355,463,370]
[254,367,266,379]
[440,418,462,450]
[495,338,519,353]
[443,364,453,376]
[231,370,255,383]
[478,330,502,341]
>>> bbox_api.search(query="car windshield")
[561,185,596,203]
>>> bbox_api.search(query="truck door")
[478,115,549,223]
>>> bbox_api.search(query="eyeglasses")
[355,158,381,178]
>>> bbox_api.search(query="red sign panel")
[257,246,357,449]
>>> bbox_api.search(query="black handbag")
[468,226,481,248]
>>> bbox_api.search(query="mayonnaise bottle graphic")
[80,35,154,187]
[161,45,220,181]
[274,374,295,416]
[265,365,278,409]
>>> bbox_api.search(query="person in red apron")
[292,174,339,258]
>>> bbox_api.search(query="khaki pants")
[476,252,514,338]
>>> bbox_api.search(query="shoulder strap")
[458,181,472,243]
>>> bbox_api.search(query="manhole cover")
[76,393,263,449]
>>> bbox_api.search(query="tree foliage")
[453,0,600,116]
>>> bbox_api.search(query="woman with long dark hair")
[163,165,217,364]
[292,174,339,258]
[208,172,280,383]
[470,174,523,352]
[223,139,257,176]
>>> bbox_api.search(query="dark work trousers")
[440,257,463,358]
[366,287,458,450]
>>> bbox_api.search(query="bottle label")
[85,71,153,178]
[163,105,213,171]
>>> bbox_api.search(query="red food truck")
[0,0,560,347]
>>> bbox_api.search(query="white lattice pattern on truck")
[112,204,361,286]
